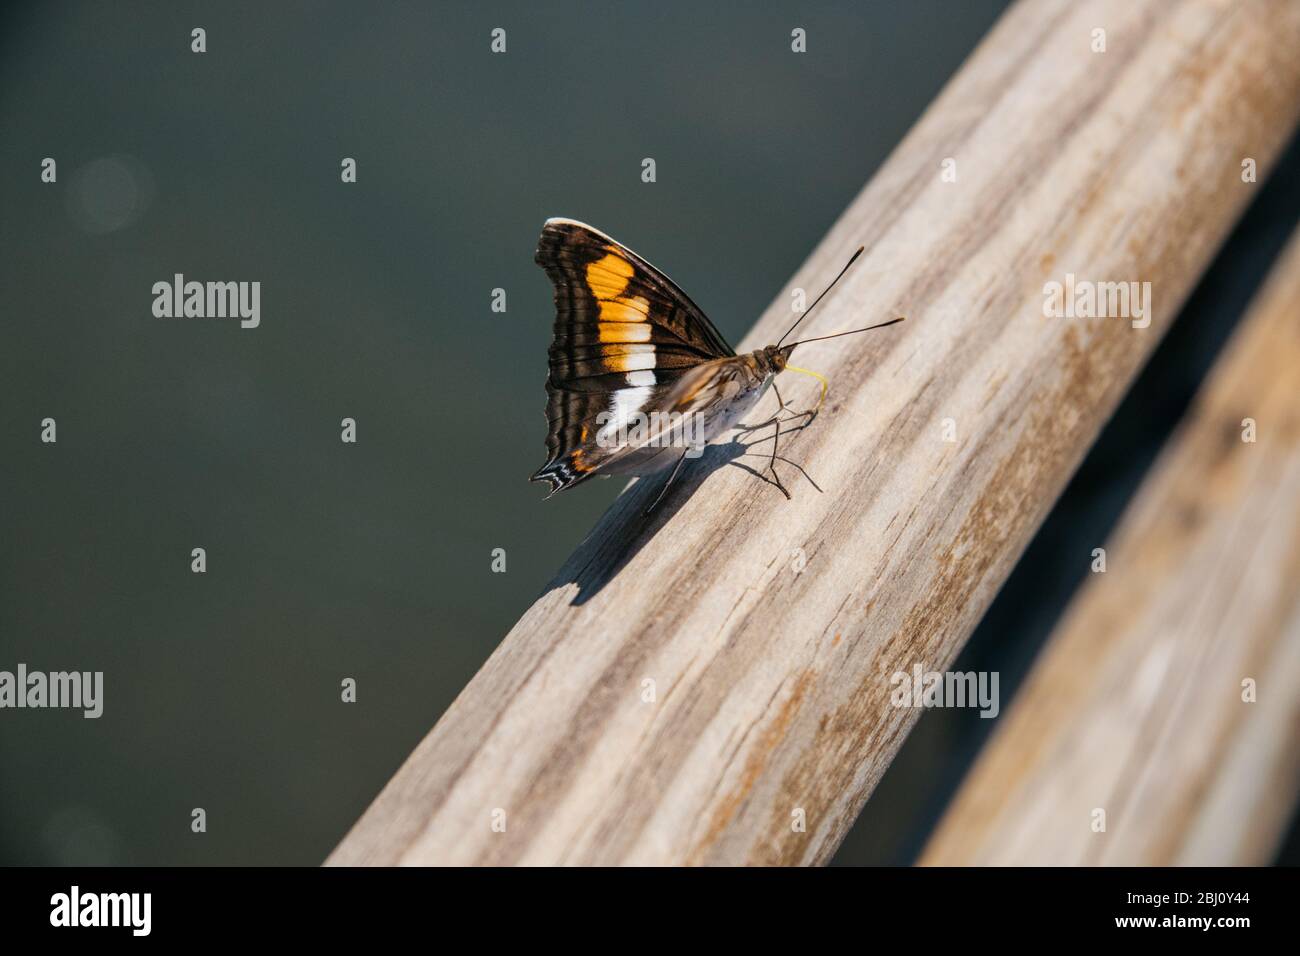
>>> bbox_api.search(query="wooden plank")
[922,227,1300,866]
[328,0,1300,865]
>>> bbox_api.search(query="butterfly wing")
[531,219,734,494]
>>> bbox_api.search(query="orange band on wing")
[586,252,635,299]
[598,321,653,343]
[596,297,649,324]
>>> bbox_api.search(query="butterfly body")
[662,347,789,440]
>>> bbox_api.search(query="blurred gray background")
[2,1,1295,866]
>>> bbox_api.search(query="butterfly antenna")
[775,246,865,348]
[784,316,905,350]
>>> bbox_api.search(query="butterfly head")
[760,344,797,374]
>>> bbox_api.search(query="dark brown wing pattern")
[531,219,733,495]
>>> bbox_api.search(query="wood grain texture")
[329,0,1300,865]
[922,227,1300,866]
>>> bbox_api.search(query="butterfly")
[530,218,902,512]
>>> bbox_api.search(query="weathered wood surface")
[329,0,1300,865]
[922,228,1300,866]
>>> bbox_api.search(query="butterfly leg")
[766,417,792,500]
[644,448,691,516]
[737,408,812,436]
[773,452,823,493]
[737,408,815,440]
[738,388,815,436]
[769,380,808,424]
[737,432,822,495]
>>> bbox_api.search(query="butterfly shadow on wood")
[553,415,820,606]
